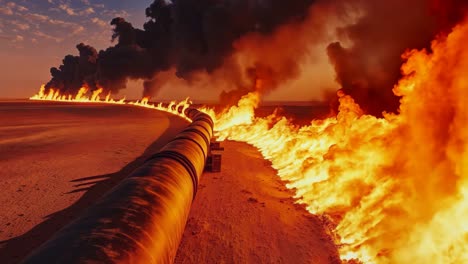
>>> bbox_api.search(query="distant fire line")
[29,85,192,122]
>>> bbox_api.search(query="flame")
[29,86,192,121]
[202,20,468,263]
[129,96,192,122]
[30,85,119,104]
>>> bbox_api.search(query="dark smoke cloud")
[47,43,98,94]
[45,0,468,113]
[45,0,318,97]
[327,0,468,116]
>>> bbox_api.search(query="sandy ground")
[175,141,340,264]
[0,101,188,263]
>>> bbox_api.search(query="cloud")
[91,17,107,27]
[56,4,95,16]
[0,6,13,15]
[13,35,24,42]
[17,6,28,12]
[81,7,95,15]
[20,12,86,41]
[24,13,49,23]
[59,4,76,16]
[0,34,25,43]
[11,20,30,31]
[33,31,63,43]
[24,12,82,31]
[72,26,85,35]
[102,9,130,19]
[47,18,77,27]
[0,2,28,14]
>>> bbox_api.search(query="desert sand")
[175,141,340,264]
[0,101,188,263]
[0,101,338,263]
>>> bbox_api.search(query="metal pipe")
[23,109,213,264]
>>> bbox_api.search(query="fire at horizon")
[29,84,192,122]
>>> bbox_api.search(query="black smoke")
[45,0,318,97]
[45,0,468,113]
[46,43,97,94]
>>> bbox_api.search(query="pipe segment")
[23,108,214,264]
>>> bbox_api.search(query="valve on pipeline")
[205,140,224,173]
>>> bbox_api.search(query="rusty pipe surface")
[23,108,213,264]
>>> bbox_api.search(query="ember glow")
[202,19,468,264]
[29,85,192,122]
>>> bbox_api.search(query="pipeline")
[22,108,213,264]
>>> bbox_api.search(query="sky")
[0,0,153,99]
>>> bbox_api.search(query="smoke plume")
[327,0,468,115]
[46,0,319,98]
[45,0,468,113]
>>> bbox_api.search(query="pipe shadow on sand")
[0,117,188,264]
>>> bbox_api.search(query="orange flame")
[129,96,192,122]
[29,86,192,121]
[30,85,120,104]
[202,19,468,264]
